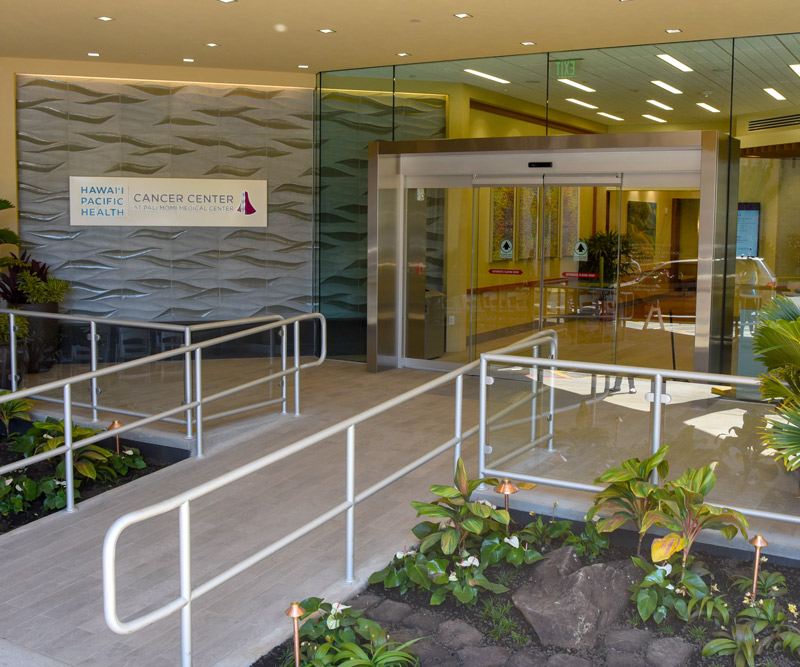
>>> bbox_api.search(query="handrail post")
[9,312,17,392]
[64,383,75,512]
[194,349,203,458]
[90,321,99,422]
[548,337,556,449]
[281,325,287,415]
[294,320,300,416]
[184,327,193,440]
[478,356,488,480]
[530,344,539,445]
[345,425,355,583]
[454,374,463,473]
[651,373,663,485]
[179,501,193,667]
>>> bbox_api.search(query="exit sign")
[552,60,578,78]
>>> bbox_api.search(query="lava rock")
[436,619,483,649]
[546,654,591,666]
[604,628,652,653]
[505,649,549,666]
[457,646,510,666]
[645,637,695,667]
[367,599,413,624]
[347,593,383,611]
[606,649,647,667]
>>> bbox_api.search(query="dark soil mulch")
[254,530,800,667]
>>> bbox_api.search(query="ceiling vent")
[749,114,800,131]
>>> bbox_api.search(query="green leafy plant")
[410,458,508,557]
[579,229,638,287]
[480,599,529,644]
[642,462,748,566]
[480,532,544,569]
[0,474,38,516]
[587,445,669,556]
[280,597,419,667]
[15,270,71,305]
[0,390,33,437]
[518,512,572,551]
[630,558,712,625]
[39,477,81,513]
[703,623,760,667]
[565,519,610,561]
[731,570,787,599]
[0,312,29,344]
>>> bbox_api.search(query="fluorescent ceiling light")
[790,64,800,78]
[463,68,510,84]
[657,54,693,72]
[183,58,195,63]
[206,43,219,47]
[567,98,598,109]
[298,65,309,69]
[318,28,335,34]
[764,87,786,100]
[665,28,682,34]
[96,16,114,21]
[558,79,595,92]
[396,53,410,57]
[696,102,720,113]
[642,114,667,123]
[217,0,237,3]
[454,13,473,18]
[647,99,673,110]
[521,41,536,46]
[598,112,624,121]
[651,80,683,94]
[88,52,100,57]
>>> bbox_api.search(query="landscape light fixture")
[285,602,305,667]
[750,535,768,601]
[108,419,123,455]
[493,478,519,513]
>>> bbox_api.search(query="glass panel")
[547,40,733,133]
[731,34,800,377]
[317,67,394,360]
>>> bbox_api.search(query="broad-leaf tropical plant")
[642,462,748,566]
[752,295,800,471]
[586,445,669,555]
[410,457,508,557]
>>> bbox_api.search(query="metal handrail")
[0,313,327,511]
[102,329,558,666]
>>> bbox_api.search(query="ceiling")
[4,0,800,76]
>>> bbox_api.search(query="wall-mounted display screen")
[736,203,760,256]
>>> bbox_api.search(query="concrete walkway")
[0,360,478,666]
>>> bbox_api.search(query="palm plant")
[579,230,637,287]
[752,295,800,471]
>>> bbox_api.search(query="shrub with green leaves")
[731,570,787,599]
[565,519,610,561]
[0,390,33,437]
[518,512,572,551]
[279,597,419,667]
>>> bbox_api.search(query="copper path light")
[494,478,519,513]
[750,534,768,601]
[107,419,123,455]
[285,601,305,667]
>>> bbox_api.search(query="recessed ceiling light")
[647,99,673,110]
[410,19,421,23]
[298,65,309,69]
[790,64,800,78]
[567,98,598,109]
[463,68,510,84]
[88,52,100,57]
[598,112,624,121]
[642,114,667,123]
[95,16,114,21]
[657,54,693,72]
[217,0,237,3]
[318,28,335,33]
[183,58,195,63]
[696,102,720,113]
[764,87,786,100]
[206,43,219,47]
[651,80,683,94]
[558,79,595,92]
[454,13,473,19]
[396,53,411,57]
[521,41,536,46]
[665,29,682,34]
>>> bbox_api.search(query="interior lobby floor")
[0,354,798,666]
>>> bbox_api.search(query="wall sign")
[69,177,268,227]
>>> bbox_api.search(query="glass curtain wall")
[318,34,800,375]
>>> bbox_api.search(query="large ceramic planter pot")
[12,302,59,373]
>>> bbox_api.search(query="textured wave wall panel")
[16,76,313,322]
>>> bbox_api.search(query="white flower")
[4,478,11,487]
[14,485,21,492]
[656,563,672,576]
[330,602,350,615]
[665,584,674,591]
[477,498,497,509]
[504,535,520,549]
[43,434,53,440]
[123,449,133,456]
[395,547,416,559]
[449,571,457,582]
[326,614,340,630]
[458,556,479,568]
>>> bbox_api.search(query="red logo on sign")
[562,272,599,278]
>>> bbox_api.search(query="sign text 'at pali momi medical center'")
[69,177,268,227]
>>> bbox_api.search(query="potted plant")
[0,200,70,372]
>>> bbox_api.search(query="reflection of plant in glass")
[0,390,33,437]
[578,230,637,287]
